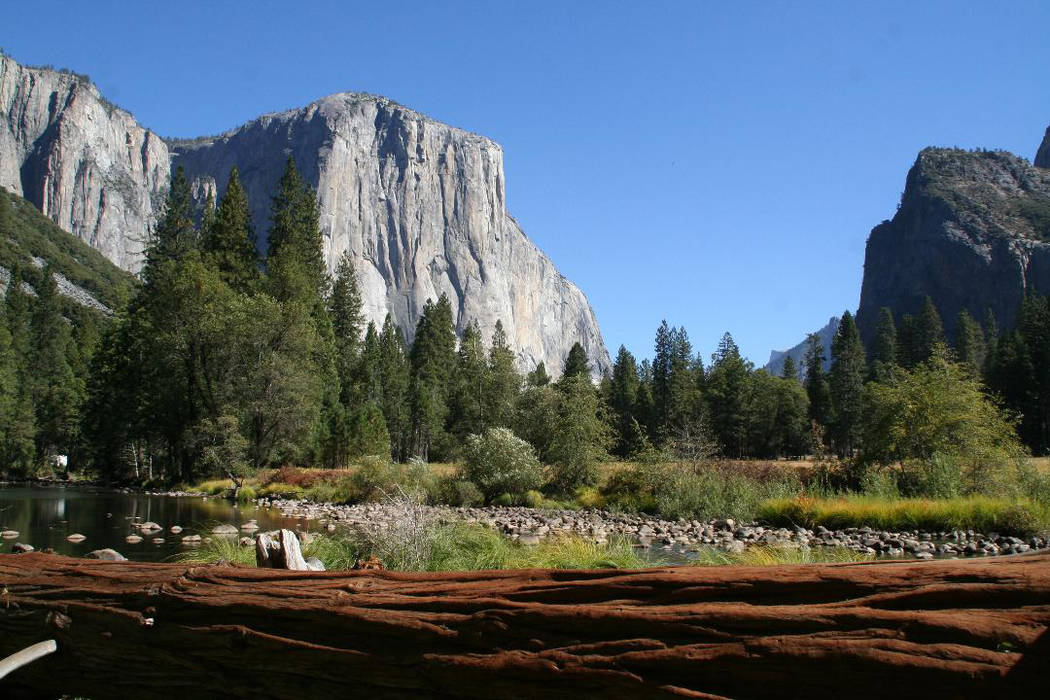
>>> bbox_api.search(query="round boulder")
[151,537,165,545]
[125,534,143,544]
[66,533,87,543]
[1,530,19,539]
[169,525,183,534]
[212,524,239,536]
[11,542,34,553]
[88,548,127,561]
[181,534,203,544]
[139,521,162,532]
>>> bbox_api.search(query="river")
[0,483,305,562]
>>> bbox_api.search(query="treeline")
[0,192,102,474]
[80,162,607,487]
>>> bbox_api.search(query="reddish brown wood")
[1,551,1047,698]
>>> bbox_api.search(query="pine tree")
[608,345,645,458]
[803,332,832,428]
[665,327,699,436]
[651,320,672,438]
[144,166,195,282]
[953,309,986,376]
[266,157,327,308]
[870,307,898,381]
[328,253,364,403]
[31,266,78,463]
[448,321,486,442]
[526,362,550,387]
[780,355,798,381]
[706,332,751,457]
[982,307,999,378]
[828,311,866,456]
[914,297,945,364]
[0,187,13,237]
[203,166,259,293]
[408,296,456,460]
[896,313,919,368]
[377,315,410,460]
[561,342,590,381]
[485,320,520,429]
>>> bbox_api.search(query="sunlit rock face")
[0,55,171,270]
[0,53,610,376]
[171,93,610,376]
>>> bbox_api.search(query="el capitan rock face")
[856,146,1050,345]
[171,94,611,375]
[0,55,610,376]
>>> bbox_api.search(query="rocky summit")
[856,144,1050,344]
[0,54,610,376]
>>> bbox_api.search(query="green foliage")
[408,295,456,460]
[860,348,1026,495]
[548,375,609,494]
[202,166,259,294]
[707,333,752,456]
[803,332,831,428]
[828,311,865,456]
[560,341,590,380]
[869,307,898,382]
[463,427,545,501]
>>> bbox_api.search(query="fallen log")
[0,551,1047,699]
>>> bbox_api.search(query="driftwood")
[0,640,56,680]
[0,551,1047,699]
[254,529,323,571]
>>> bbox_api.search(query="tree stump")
[0,551,1047,698]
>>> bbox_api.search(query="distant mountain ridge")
[0,53,610,376]
[764,316,837,377]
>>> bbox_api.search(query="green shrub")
[463,427,545,502]
[575,486,605,509]
[600,463,667,512]
[257,483,305,499]
[653,466,801,522]
[523,489,546,508]
[437,477,485,507]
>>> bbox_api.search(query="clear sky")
[4,1,1050,366]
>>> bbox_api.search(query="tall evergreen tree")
[144,166,195,283]
[953,309,986,376]
[608,345,647,458]
[408,295,456,460]
[448,322,486,442]
[526,362,550,387]
[803,332,832,428]
[328,253,364,403]
[706,332,751,457]
[485,320,520,429]
[30,267,78,462]
[869,307,898,381]
[828,311,866,456]
[664,327,699,437]
[914,296,945,364]
[378,315,411,460]
[203,166,259,293]
[650,320,672,438]
[561,342,590,381]
[266,157,327,308]
[780,355,798,381]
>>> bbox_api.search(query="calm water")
[0,484,306,562]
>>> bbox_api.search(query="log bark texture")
[0,552,1047,699]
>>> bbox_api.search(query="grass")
[173,523,649,572]
[689,545,871,566]
[758,495,1048,535]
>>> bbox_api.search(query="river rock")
[125,535,143,544]
[169,525,183,534]
[152,538,165,545]
[518,534,541,546]
[212,524,239,535]
[139,521,162,532]
[239,537,254,547]
[66,533,86,543]
[11,542,33,553]
[240,521,260,532]
[88,549,127,561]
[1,530,19,539]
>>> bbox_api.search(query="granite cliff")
[0,55,610,376]
[856,144,1050,345]
[763,316,837,377]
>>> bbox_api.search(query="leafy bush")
[463,427,545,502]
[437,477,484,507]
[655,467,799,522]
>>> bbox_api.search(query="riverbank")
[260,496,1050,560]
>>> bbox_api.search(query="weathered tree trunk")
[0,552,1047,699]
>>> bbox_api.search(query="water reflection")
[0,485,304,562]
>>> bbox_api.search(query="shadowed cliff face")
[856,147,1050,345]
[0,55,610,377]
[171,94,611,377]
[0,55,171,270]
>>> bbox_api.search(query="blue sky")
[4,1,1050,366]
